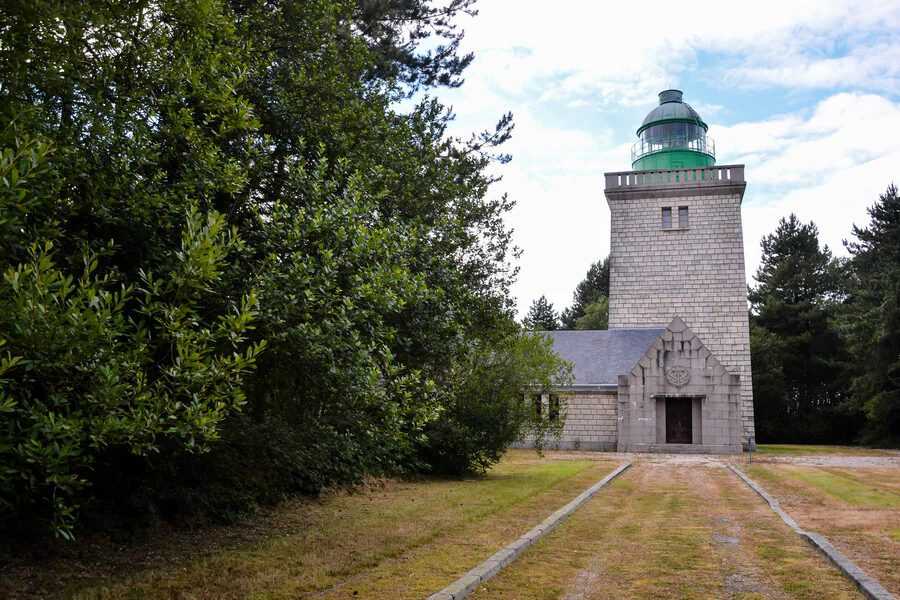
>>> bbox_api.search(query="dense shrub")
[422,333,572,475]
[0,0,569,538]
[0,201,262,537]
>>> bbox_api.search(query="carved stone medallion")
[666,366,690,388]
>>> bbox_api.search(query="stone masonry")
[550,391,618,451]
[514,391,618,451]
[605,166,755,440]
[617,317,743,453]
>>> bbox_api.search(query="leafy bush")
[422,332,573,474]
[0,199,263,538]
[0,0,570,539]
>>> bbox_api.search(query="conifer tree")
[845,184,900,446]
[525,295,560,330]
[748,215,848,442]
[561,257,609,329]
[575,296,609,330]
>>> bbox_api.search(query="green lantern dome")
[631,90,715,171]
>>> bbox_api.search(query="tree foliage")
[0,206,263,537]
[421,331,572,474]
[844,184,900,446]
[748,215,849,443]
[561,257,609,329]
[351,0,477,90]
[0,0,568,537]
[575,296,609,330]
[524,295,560,331]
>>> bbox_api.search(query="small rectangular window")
[662,207,672,229]
[679,207,689,228]
[548,394,560,421]
[532,394,542,416]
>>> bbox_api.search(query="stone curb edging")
[728,465,896,600]
[427,462,632,600]
[727,465,804,532]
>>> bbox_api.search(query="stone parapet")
[605,165,746,202]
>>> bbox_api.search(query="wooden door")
[666,398,692,444]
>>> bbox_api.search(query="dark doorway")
[666,398,692,444]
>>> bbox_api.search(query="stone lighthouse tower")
[604,90,755,441]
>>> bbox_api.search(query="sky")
[428,0,900,318]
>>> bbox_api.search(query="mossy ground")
[469,463,862,600]
[1,451,618,599]
[754,444,895,456]
[744,463,900,597]
[3,448,896,599]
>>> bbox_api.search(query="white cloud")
[452,0,900,111]
[722,94,900,284]
[431,1,900,316]
[726,44,900,93]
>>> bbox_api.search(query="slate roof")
[539,328,664,390]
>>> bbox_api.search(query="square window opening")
[662,207,672,229]
[549,394,560,421]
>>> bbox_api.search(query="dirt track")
[471,456,893,599]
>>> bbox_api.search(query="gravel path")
[541,449,900,469]
[755,455,900,467]
[471,462,864,599]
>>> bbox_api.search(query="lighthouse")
[606,90,755,446]
[631,89,716,171]
[522,90,753,454]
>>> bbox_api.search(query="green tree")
[525,295,560,330]
[0,205,263,538]
[561,257,609,329]
[351,0,477,90]
[226,0,521,479]
[748,215,849,443]
[421,329,572,474]
[575,296,608,330]
[0,0,559,536]
[0,0,265,536]
[844,184,900,446]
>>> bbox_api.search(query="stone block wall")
[514,391,618,451]
[616,318,743,453]
[554,391,618,450]
[605,167,754,440]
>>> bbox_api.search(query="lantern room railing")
[631,133,715,164]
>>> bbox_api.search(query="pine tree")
[575,297,609,330]
[561,257,609,329]
[748,215,849,442]
[525,295,560,330]
[845,184,900,446]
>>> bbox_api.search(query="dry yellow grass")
[5,448,894,599]
[469,463,864,600]
[1,451,620,600]
[745,464,900,597]
[754,444,896,456]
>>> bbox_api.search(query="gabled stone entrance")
[617,317,742,454]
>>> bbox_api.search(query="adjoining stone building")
[533,90,753,454]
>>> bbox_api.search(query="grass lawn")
[754,444,896,456]
[0,451,621,600]
[5,446,896,599]
[469,463,863,600]
[745,464,900,597]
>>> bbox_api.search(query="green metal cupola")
[631,90,715,171]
